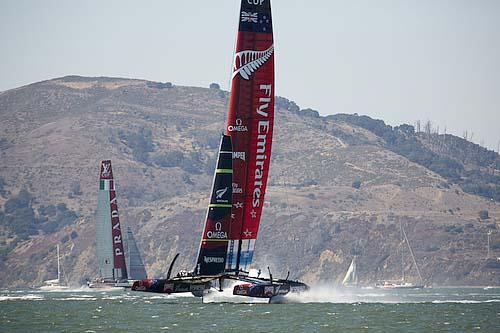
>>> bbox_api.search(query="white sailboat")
[40,244,69,291]
[342,256,358,287]
[377,222,425,289]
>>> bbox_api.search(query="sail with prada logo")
[225,0,274,273]
[95,160,128,282]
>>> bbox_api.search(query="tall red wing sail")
[225,0,274,272]
[97,160,128,280]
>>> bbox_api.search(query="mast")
[96,160,128,281]
[400,222,404,282]
[487,231,492,259]
[225,0,275,273]
[57,244,61,283]
[401,222,424,285]
[352,256,358,285]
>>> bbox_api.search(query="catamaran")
[40,244,69,291]
[132,0,308,301]
[88,160,147,289]
[377,222,425,289]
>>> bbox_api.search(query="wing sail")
[96,160,128,280]
[195,135,233,275]
[225,0,274,272]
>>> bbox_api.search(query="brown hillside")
[0,76,498,287]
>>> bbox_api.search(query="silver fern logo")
[232,45,274,80]
[216,187,228,199]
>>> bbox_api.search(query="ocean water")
[1,287,499,332]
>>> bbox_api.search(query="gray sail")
[126,228,147,280]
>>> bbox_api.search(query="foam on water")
[431,299,500,304]
[202,279,268,304]
[279,285,400,304]
[53,297,98,301]
[0,294,44,301]
[282,285,500,304]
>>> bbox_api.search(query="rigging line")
[281,170,295,240]
[59,251,69,287]
[225,2,240,95]
[401,223,424,285]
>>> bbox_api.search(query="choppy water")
[1,287,499,332]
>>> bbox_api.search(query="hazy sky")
[1,0,499,150]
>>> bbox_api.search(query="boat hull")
[132,274,309,300]
[39,285,70,291]
[131,278,211,296]
[87,279,131,289]
[376,282,424,289]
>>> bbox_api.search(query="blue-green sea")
[1,287,499,332]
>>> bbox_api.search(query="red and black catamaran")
[132,0,308,300]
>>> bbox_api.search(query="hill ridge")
[0,76,498,287]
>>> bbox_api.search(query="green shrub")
[119,128,154,163]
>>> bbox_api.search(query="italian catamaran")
[132,0,308,301]
[88,160,147,288]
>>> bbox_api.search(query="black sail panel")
[195,135,233,275]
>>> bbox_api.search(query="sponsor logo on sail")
[232,183,243,194]
[207,222,227,239]
[252,84,272,208]
[232,45,274,80]
[215,187,228,199]
[204,256,224,264]
[227,118,248,132]
[110,195,124,257]
[233,151,246,161]
[101,162,111,178]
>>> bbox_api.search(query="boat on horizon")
[132,0,308,302]
[341,256,359,288]
[39,244,69,291]
[376,222,426,289]
[87,160,147,289]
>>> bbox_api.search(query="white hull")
[87,279,133,290]
[39,285,70,291]
[377,282,424,289]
